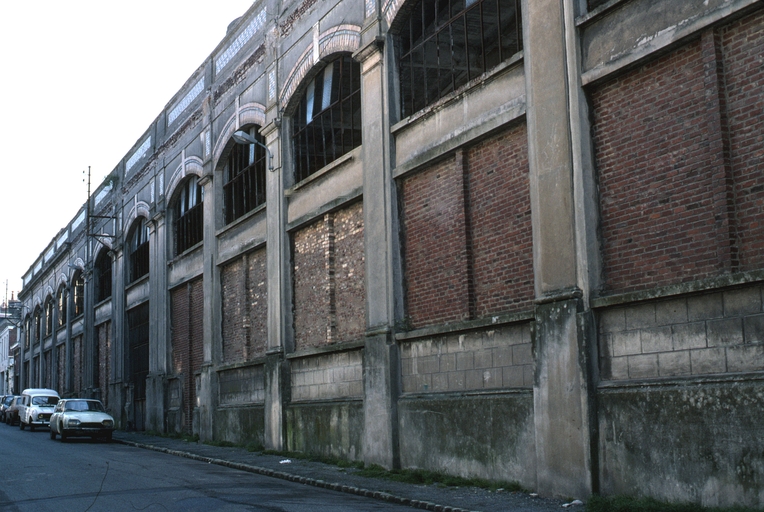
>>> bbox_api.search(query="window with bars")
[73,271,85,317]
[174,176,204,254]
[397,0,522,118]
[224,127,267,225]
[129,218,150,283]
[57,285,67,327]
[292,54,362,183]
[24,317,30,349]
[95,249,112,303]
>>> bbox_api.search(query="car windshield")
[32,396,59,406]
[3,396,13,406]
[65,400,105,412]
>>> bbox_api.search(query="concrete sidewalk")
[113,431,578,512]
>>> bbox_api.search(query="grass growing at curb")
[356,464,524,493]
[144,429,199,443]
[586,495,763,512]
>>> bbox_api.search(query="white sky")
[0,1,255,298]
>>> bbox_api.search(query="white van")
[18,388,60,431]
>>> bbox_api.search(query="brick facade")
[593,15,764,294]
[402,124,533,328]
[171,277,204,432]
[221,249,267,363]
[592,40,722,293]
[722,12,764,271]
[293,202,365,350]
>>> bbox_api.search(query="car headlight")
[67,419,80,426]
[102,419,114,427]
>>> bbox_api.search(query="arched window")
[95,249,112,302]
[34,307,42,343]
[224,126,266,225]
[396,0,522,118]
[24,316,31,349]
[292,54,362,182]
[129,218,150,283]
[44,297,54,337]
[57,285,67,327]
[73,271,85,317]
[174,176,204,254]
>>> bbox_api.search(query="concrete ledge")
[591,270,764,309]
[396,311,534,342]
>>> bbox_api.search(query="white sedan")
[49,399,115,442]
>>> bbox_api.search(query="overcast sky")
[0,1,255,299]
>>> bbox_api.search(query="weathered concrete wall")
[213,404,266,447]
[399,393,537,490]
[286,401,364,461]
[598,379,764,507]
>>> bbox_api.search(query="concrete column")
[354,31,401,469]
[262,118,287,451]
[146,213,168,431]
[523,0,597,498]
[198,173,217,440]
[110,245,127,427]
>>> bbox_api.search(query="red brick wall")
[402,156,470,327]
[722,12,764,270]
[73,335,82,395]
[467,124,534,317]
[293,203,366,350]
[221,249,267,363]
[402,123,533,328]
[57,345,65,394]
[171,277,204,432]
[592,40,721,293]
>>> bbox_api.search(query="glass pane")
[400,54,413,118]
[423,0,437,39]
[424,38,439,105]
[450,16,468,90]
[499,0,520,58]
[465,5,484,79]
[483,0,501,70]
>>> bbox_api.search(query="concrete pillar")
[146,213,168,431]
[109,245,126,426]
[198,172,217,440]
[522,0,598,499]
[354,30,402,469]
[262,118,287,451]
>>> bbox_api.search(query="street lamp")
[232,130,274,171]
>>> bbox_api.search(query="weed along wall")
[15,0,764,507]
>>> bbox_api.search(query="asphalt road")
[0,424,417,511]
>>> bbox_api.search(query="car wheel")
[50,427,56,440]
[60,428,67,442]
[19,420,24,430]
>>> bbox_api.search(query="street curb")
[114,438,481,512]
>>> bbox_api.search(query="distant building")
[16,0,764,506]
[0,299,22,394]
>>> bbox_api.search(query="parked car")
[49,399,114,442]
[0,395,17,422]
[5,396,23,426]
[18,388,60,431]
